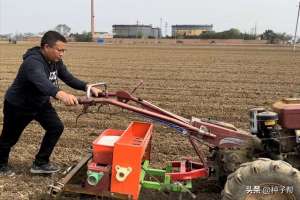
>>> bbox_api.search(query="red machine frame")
[77,88,254,180]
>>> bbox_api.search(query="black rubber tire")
[221,158,300,200]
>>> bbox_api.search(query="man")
[0,31,101,175]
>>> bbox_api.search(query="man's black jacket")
[5,46,87,110]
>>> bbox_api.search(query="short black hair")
[41,31,67,48]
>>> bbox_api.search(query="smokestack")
[91,0,95,39]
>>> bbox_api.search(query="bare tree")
[54,24,71,36]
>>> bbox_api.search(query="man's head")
[41,31,67,62]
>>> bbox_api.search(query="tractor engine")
[250,98,300,166]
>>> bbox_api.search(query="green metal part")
[140,160,192,193]
[87,170,104,186]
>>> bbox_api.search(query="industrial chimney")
[91,0,95,39]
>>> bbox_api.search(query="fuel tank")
[273,98,300,129]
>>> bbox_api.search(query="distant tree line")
[54,24,93,42]
[260,30,292,44]
[3,24,294,44]
[197,28,254,40]
[69,32,93,42]
[178,28,292,44]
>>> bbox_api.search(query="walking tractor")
[49,83,300,200]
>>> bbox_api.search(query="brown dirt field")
[0,42,300,200]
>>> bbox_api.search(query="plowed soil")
[0,42,299,200]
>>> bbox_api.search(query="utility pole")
[136,20,139,38]
[160,18,163,37]
[254,22,257,38]
[165,22,168,37]
[293,1,300,51]
[174,26,176,40]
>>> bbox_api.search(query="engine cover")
[273,98,300,129]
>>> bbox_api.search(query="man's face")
[44,41,66,62]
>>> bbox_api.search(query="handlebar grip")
[86,82,107,98]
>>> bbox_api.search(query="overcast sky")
[0,0,299,35]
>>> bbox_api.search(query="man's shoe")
[30,163,60,174]
[0,164,15,177]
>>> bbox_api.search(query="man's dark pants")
[0,100,64,166]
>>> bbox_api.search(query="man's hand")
[55,91,78,106]
[89,86,102,97]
